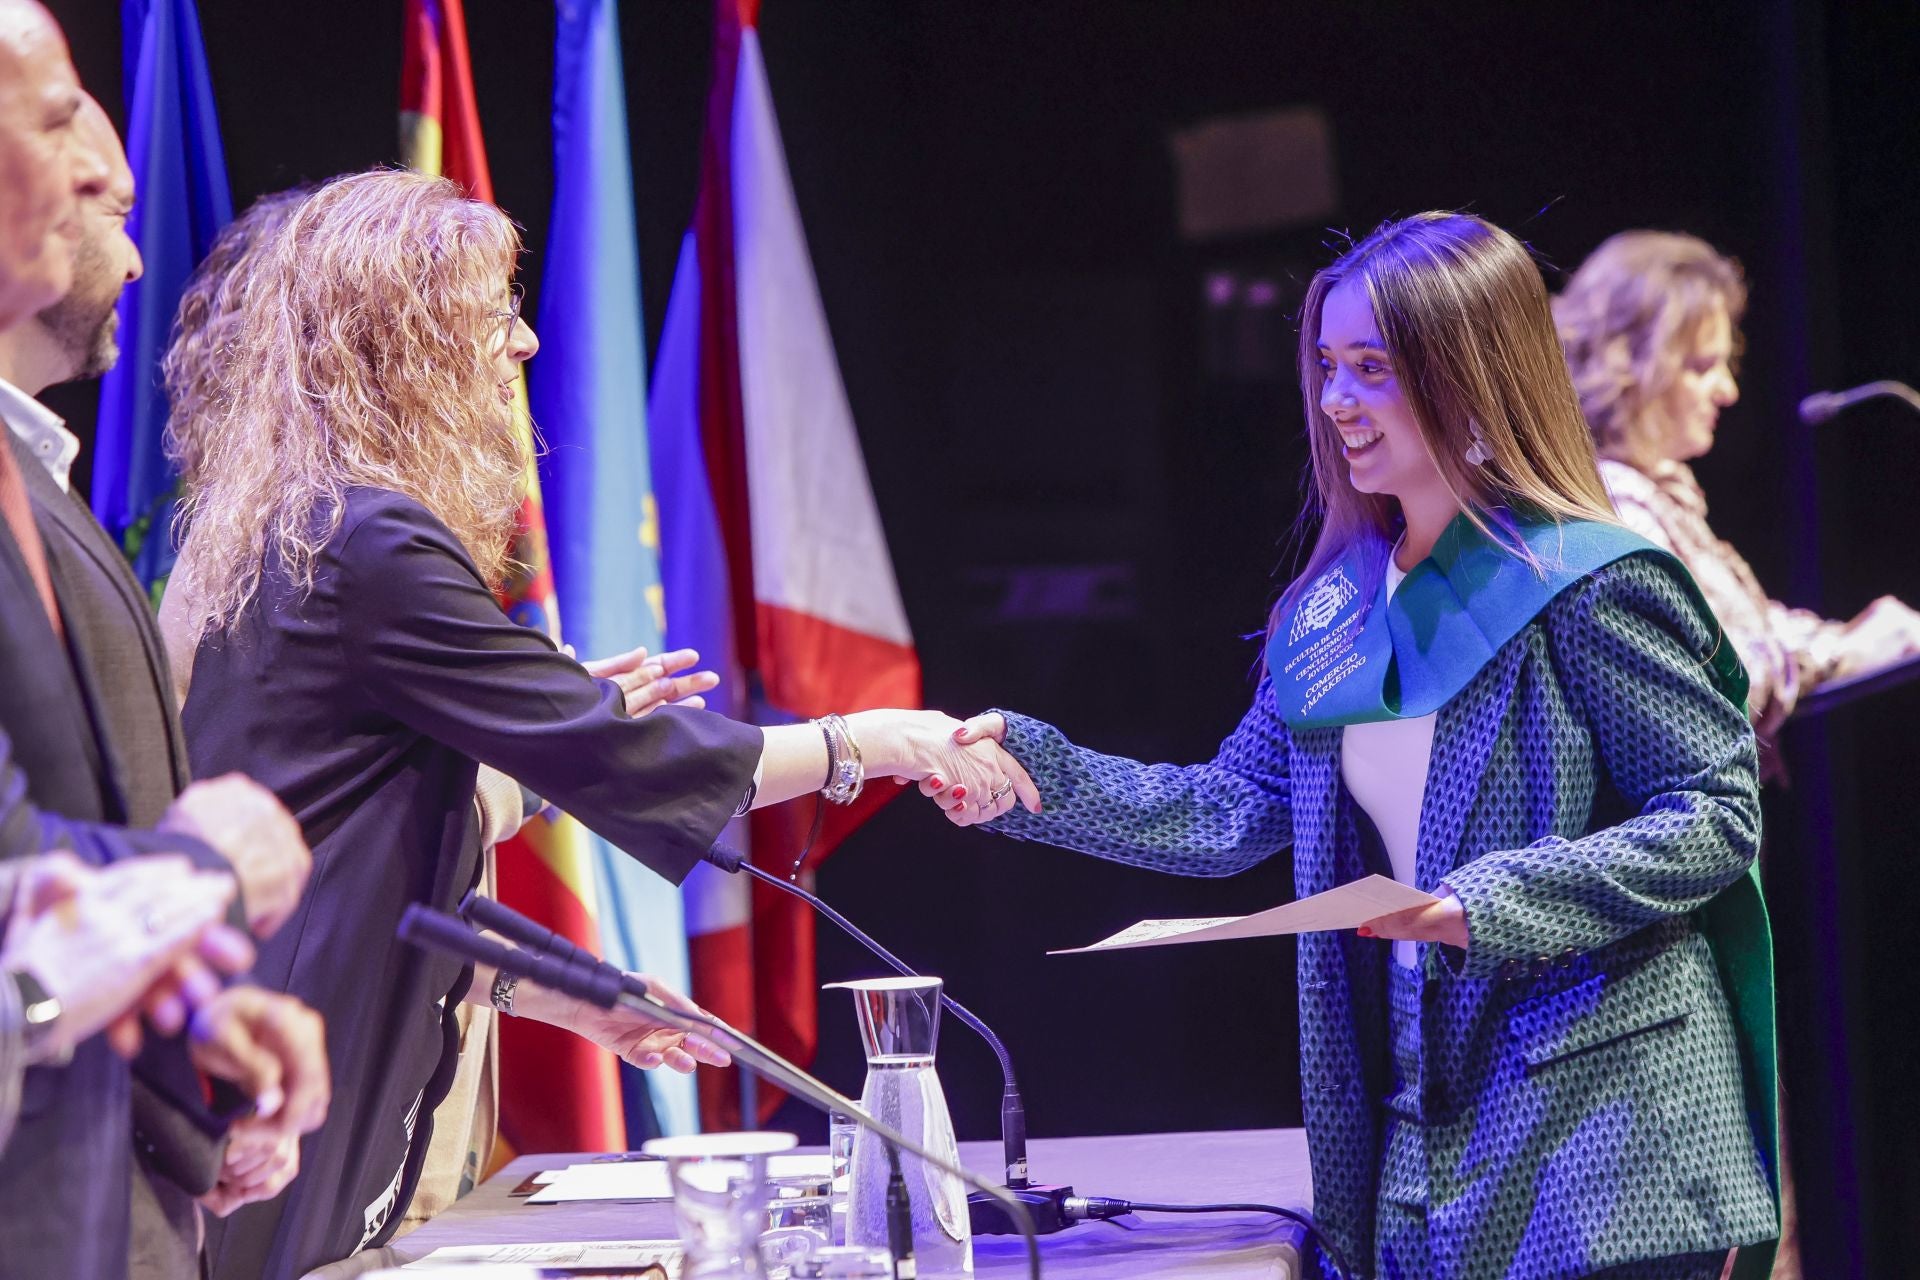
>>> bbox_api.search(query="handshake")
[836,709,1039,826]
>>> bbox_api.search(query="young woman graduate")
[161,170,1026,1280]
[920,213,1780,1279]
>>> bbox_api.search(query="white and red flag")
[649,0,920,1127]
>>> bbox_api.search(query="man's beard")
[36,292,119,383]
[35,231,121,383]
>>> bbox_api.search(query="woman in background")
[1556,230,1920,773]
[1555,228,1920,1280]
[920,212,1778,1279]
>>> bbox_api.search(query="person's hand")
[0,854,241,1060]
[160,774,313,938]
[845,709,1040,826]
[1833,596,1920,679]
[519,971,731,1074]
[188,985,330,1142]
[570,643,721,716]
[1357,888,1469,949]
[198,1118,300,1217]
[920,712,1041,826]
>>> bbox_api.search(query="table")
[308,1128,1314,1278]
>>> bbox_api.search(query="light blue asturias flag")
[95,0,233,593]
[531,0,698,1138]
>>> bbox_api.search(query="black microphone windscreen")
[705,842,748,874]
[1798,392,1842,425]
[399,904,623,1008]
[464,893,577,962]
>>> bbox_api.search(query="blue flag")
[94,0,233,590]
[531,0,698,1137]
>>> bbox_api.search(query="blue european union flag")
[94,0,233,591]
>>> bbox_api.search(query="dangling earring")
[1464,421,1492,468]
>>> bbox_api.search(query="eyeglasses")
[489,284,525,346]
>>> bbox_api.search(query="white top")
[1340,552,1437,968]
[0,376,79,493]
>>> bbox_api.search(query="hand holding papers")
[1050,874,1439,955]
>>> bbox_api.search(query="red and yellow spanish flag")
[401,0,627,1161]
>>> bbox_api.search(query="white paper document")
[1050,874,1439,955]
[401,1238,682,1273]
[526,1162,672,1203]
[527,1155,833,1204]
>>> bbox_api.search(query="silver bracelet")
[815,713,865,806]
[490,968,520,1017]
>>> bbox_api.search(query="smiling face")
[1651,299,1738,464]
[0,1,107,327]
[34,95,141,383]
[1314,278,1452,516]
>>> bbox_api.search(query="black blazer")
[9,433,249,1277]
[16,435,192,823]
[0,476,226,1280]
[190,487,761,1280]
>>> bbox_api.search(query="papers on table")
[1050,874,1440,955]
[526,1162,672,1204]
[526,1155,834,1204]
[399,1239,682,1274]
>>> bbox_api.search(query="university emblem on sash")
[1288,566,1358,643]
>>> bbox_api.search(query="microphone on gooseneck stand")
[460,890,627,983]
[1798,379,1920,425]
[403,902,626,1007]
[401,903,1041,1280]
[701,842,1072,1237]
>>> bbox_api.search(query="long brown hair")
[1553,229,1747,469]
[1280,211,1616,620]
[167,169,526,645]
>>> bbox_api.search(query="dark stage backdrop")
[45,2,1920,1273]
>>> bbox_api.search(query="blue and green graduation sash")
[1267,512,1746,731]
[1272,512,1779,1267]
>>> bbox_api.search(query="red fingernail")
[950,786,967,801]
[929,775,944,789]
[1356,926,1374,938]
[953,727,966,740]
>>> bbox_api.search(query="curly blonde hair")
[162,184,311,489]
[167,169,526,644]
[1553,230,1746,468]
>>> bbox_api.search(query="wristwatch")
[490,968,519,1017]
[8,969,68,1065]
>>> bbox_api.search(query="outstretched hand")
[917,712,1041,826]
[570,643,721,716]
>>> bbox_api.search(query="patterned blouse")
[1599,458,1848,754]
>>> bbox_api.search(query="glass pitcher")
[827,977,973,1277]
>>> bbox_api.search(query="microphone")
[460,890,627,984]
[702,842,1072,1237]
[401,902,624,1007]
[397,903,1041,1280]
[1798,380,1920,425]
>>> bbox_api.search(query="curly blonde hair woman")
[165,170,1024,1278]
[1556,231,1920,758]
[169,173,524,648]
